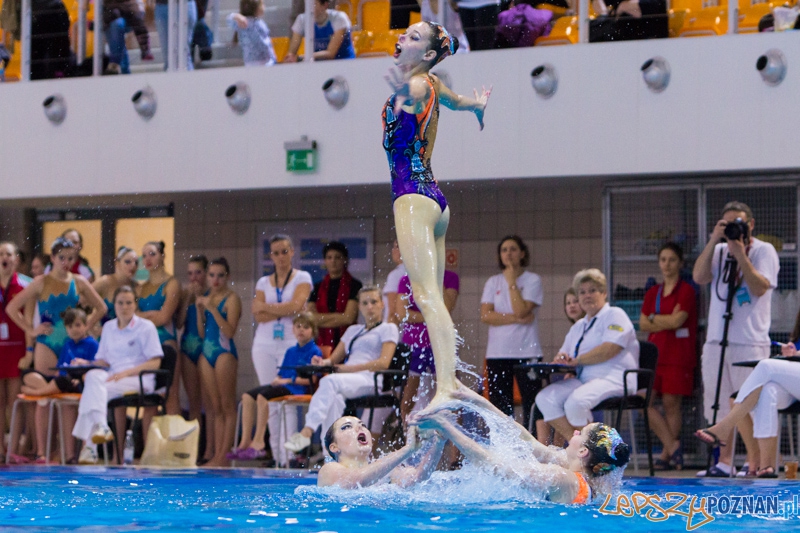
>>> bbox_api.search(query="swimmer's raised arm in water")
[412,410,630,505]
[449,384,567,467]
[317,416,444,488]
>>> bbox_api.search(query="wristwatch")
[648,313,656,322]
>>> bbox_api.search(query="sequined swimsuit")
[382,75,448,212]
[37,278,79,355]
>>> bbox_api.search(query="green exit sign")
[287,149,316,172]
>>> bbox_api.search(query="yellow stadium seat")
[409,10,422,24]
[677,0,788,36]
[355,28,401,56]
[738,2,775,32]
[272,36,290,62]
[337,0,355,21]
[5,42,21,81]
[535,15,578,45]
[359,0,391,31]
[677,4,728,36]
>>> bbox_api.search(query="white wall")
[1,31,799,199]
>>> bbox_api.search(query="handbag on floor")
[140,415,200,467]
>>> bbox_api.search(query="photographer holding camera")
[692,201,779,477]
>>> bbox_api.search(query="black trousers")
[486,358,542,430]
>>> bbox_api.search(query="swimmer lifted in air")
[383,21,491,405]
[318,415,445,488]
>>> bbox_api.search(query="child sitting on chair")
[21,307,99,396]
[21,307,98,464]
[228,312,321,465]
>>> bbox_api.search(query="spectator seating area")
[1,0,796,80]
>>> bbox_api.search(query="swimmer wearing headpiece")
[414,407,630,505]
[317,415,445,488]
[383,21,491,406]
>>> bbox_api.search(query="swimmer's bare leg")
[394,194,460,405]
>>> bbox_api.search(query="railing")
[6,0,750,82]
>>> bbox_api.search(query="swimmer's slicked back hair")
[324,418,344,460]
[585,424,630,477]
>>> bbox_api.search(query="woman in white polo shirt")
[72,285,164,465]
[251,235,313,385]
[480,235,544,430]
[284,286,399,453]
[535,268,639,442]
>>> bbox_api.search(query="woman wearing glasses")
[535,269,639,441]
[251,235,313,386]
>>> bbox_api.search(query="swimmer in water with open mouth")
[317,416,445,488]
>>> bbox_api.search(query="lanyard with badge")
[573,316,597,379]
[273,270,292,341]
[343,322,382,364]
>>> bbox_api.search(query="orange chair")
[272,36,290,62]
[737,1,775,32]
[6,393,102,465]
[535,16,579,45]
[359,0,391,31]
[409,10,422,24]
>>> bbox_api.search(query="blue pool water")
[0,467,798,532]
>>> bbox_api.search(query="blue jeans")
[155,0,197,71]
[105,17,131,73]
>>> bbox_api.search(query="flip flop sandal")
[653,458,672,471]
[695,429,726,447]
[757,467,778,478]
[7,453,31,464]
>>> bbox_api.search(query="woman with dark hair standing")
[178,255,213,463]
[138,241,181,415]
[197,257,241,467]
[93,246,139,323]
[480,235,543,429]
[639,242,697,471]
[0,242,32,463]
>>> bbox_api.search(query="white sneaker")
[91,423,114,445]
[284,433,311,453]
[78,446,98,465]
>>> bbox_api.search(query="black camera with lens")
[724,217,750,242]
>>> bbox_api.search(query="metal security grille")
[605,178,800,469]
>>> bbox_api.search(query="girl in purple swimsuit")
[383,21,491,406]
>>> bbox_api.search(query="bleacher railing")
[7,0,745,82]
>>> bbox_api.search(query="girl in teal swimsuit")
[4,237,106,462]
[92,246,139,325]
[138,241,181,414]
[178,255,213,463]
[6,238,106,373]
[196,257,241,467]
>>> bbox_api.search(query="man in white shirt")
[693,201,779,477]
